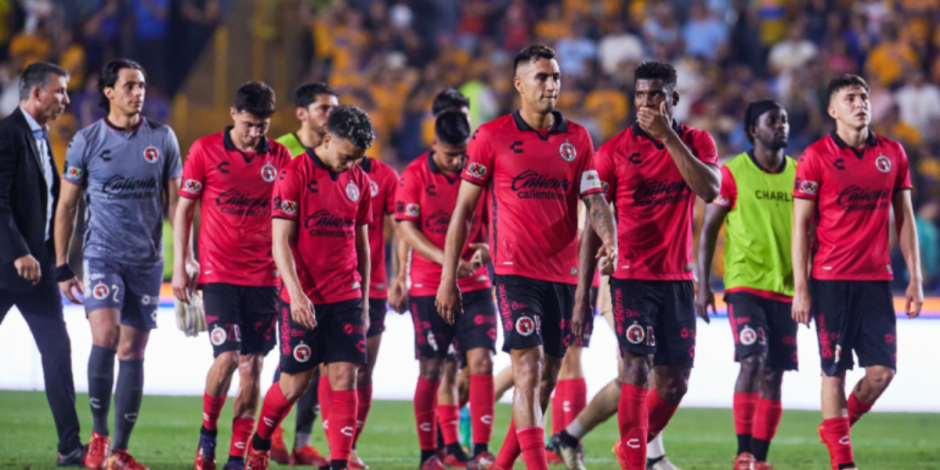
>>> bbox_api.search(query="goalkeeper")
[172,81,294,470]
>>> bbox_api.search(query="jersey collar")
[746,150,787,174]
[630,119,683,150]
[829,129,877,159]
[360,155,372,173]
[103,116,144,135]
[306,148,339,181]
[512,110,568,141]
[223,126,272,155]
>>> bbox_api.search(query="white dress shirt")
[20,107,54,241]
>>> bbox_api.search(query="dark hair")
[328,105,374,149]
[634,61,677,89]
[294,82,337,109]
[826,74,869,102]
[512,45,557,75]
[234,81,276,119]
[19,62,68,101]
[435,110,472,145]
[98,59,145,111]
[743,100,783,144]
[432,89,470,117]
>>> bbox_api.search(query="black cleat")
[57,445,85,467]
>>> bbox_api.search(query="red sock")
[354,384,372,445]
[470,374,495,446]
[414,377,440,451]
[567,378,587,428]
[318,374,332,437]
[753,399,782,442]
[494,420,520,469]
[847,392,872,427]
[438,404,460,445]
[822,417,854,466]
[202,393,226,430]
[230,417,254,457]
[256,384,295,439]
[733,392,758,436]
[517,426,549,470]
[551,380,568,435]
[646,388,680,442]
[328,390,358,462]
[618,384,648,470]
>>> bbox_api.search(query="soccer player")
[397,110,497,470]
[55,58,183,470]
[244,105,374,470]
[437,45,618,470]
[269,81,338,466]
[172,82,291,470]
[575,61,720,470]
[696,101,796,470]
[792,74,922,470]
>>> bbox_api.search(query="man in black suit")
[0,62,83,466]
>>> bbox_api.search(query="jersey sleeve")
[394,166,422,222]
[271,164,303,221]
[356,172,374,226]
[164,127,183,180]
[793,148,822,200]
[691,129,719,165]
[461,127,494,186]
[714,164,737,209]
[383,166,399,215]
[577,132,604,197]
[595,144,617,202]
[893,143,913,192]
[178,141,206,199]
[62,132,88,185]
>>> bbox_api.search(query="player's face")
[231,109,271,149]
[431,139,468,174]
[323,134,367,173]
[106,68,146,115]
[754,108,790,150]
[634,79,677,116]
[829,85,871,129]
[514,58,561,113]
[301,94,339,134]
[36,73,69,122]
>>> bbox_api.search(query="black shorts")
[810,279,896,376]
[202,283,278,357]
[610,278,696,367]
[368,298,387,338]
[495,275,575,359]
[277,297,368,374]
[725,292,798,371]
[411,289,498,360]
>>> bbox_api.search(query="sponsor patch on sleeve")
[466,163,487,180]
[799,180,818,195]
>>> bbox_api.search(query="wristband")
[55,264,75,282]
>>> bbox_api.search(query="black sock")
[420,450,436,463]
[736,433,753,455]
[446,443,468,461]
[472,443,488,457]
[252,434,272,451]
[436,425,445,451]
[296,371,319,434]
[751,438,771,462]
[330,459,348,470]
[646,456,664,468]
[227,456,244,464]
[200,426,218,438]
[558,430,579,449]
[838,463,856,470]
[112,358,144,450]
[87,345,116,437]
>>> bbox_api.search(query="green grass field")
[1,391,938,469]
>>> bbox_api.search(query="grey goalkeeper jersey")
[63,117,182,263]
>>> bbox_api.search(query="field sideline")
[1,391,938,469]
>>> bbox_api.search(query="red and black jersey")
[271,150,373,304]
[360,157,398,299]
[793,131,911,280]
[461,111,603,285]
[396,152,490,296]
[179,128,292,286]
[596,121,718,281]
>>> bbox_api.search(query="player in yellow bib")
[275,82,338,158]
[696,101,796,470]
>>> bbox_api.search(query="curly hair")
[634,61,677,89]
[328,105,375,149]
[234,81,276,119]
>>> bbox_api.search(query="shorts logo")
[66,167,82,178]
[516,316,535,336]
[467,162,487,179]
[559,140,577,162]
[92,283,110,300]
[263,417,275,427]
[234,442,245,449]
[800,180,818,195]
[210,326,227,346]
[90,398,101,409]
[875,155,891,173]
[183,179,202,194]
[293,343,312,363]
[346,182,360,202]
[141,295,152,305]
[427,332,439,351]
[834,344,842,363]
[281,200,298,215]
[740,326,757,346]
[626,324,645,344]
[626,438,640,449]
[143,146,159,163]
[406,203,420,217]
[839,435,850,445]
[370,180,379,197]
[261,162,277,182]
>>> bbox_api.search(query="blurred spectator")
[643,3,681,55]
[134,0,169,90]
[768,23,818,73]
[682,2,728,60]
[555,20,596,78]
[534,4,571,43]
[9,19,51,67]
[896,71,940,138]
[599,20,644,75]
[865,25,919,88]
[874,104,922,147]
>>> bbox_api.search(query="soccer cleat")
[290,445,329,466]
[270,427,289,465]
[467,451,496,470]
[223,460,246,470]
[107,449,150,470]
[195,432,217,470]
[57,445,85,467]
[83,432,111,469]
[443,454,469,468]
[818,423,838,470]
[420,455,449,470]
[348,449,369,469]
[549,433,586,470]
[613,440,628,470]
[752,462,775,470]
[547,449,564,465]
[649,456,684,470]
[245,447,270,470]
[733,452,755,470]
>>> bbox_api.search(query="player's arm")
[172,197,198,301]
[54,180,84,303]
[389,220,411,314]
[695,203,729,322]
[399,220,476,277]
[272,217,316,329]
[583,192,617,261]
[638,102,720,201]
[356,223,371,330]
[791,197,815,327]
[436,181,484,324]
[166,178,181,228]
[893,189,923,318]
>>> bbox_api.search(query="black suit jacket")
[0,108,61,293]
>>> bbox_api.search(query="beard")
[769,139,789,151]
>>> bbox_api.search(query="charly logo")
[875,155,891,173]
[143,146,159,163]
[216,189,270,216]
[559,140,577,162]
[261,162,277,182]
[346,182,360,202]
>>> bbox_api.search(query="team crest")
[66,166,82,179]
[406,203,420,217]
[281,200,298,215]
[875,155,891,173]
[626,324,645,344]
[346,182,360,202]
[516,316,535,336]
[740,326,757,346]
[143,146,159,163]
[293,343,312,363]
[92,283,110,300]
[370,180,379,197]
[261,162,277,182]
[467,162,486,179]
[183,179,202,194]
[210,326,227,346]
[559,140,577,162]
[427,332,439,351]
[800,180,818,195]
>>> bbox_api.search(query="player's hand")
[469,243,491,269]
[388,275,409,314]
[14,254,41,284]
[637,102,675,141]
[694,286,716,323]
[171,260,199,302]
[905,279,924,319]
[791,285,812,327]
[436,280,462,325]
[59,277,84,304]
[457,259,476,278]
[290,290,317,330]
[571,293,591,344]
[596,243,617,276]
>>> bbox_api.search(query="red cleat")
[818,423,837,470]
[753,462,776,470]
[348,449,369,469]
[468,451,496,470]
[107,449,149,470]
[547,449,564,465]
[270,427,289,465]
[420,455,449,470]
[245,447,270,470]
[733,452,755,470]
[612,440,628,470]
[443,454,468,468]
[83,432,111,469]
[289,445,329,466]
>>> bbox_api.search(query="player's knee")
[658,374,690,403]
[357,365,373,387]
[116,341,145,361]
[514,359,542,391]
[281,376,311,402]
[93,330,120,350]
[866,367,895,392]
[330,364,359,391]
[760,368,785,397]
[216,351,241,374]
[467,351,493,376]
[237,353,263,379]
[420,360,444,382]
[739,353,765,379]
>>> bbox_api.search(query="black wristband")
[55,264,75,282]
